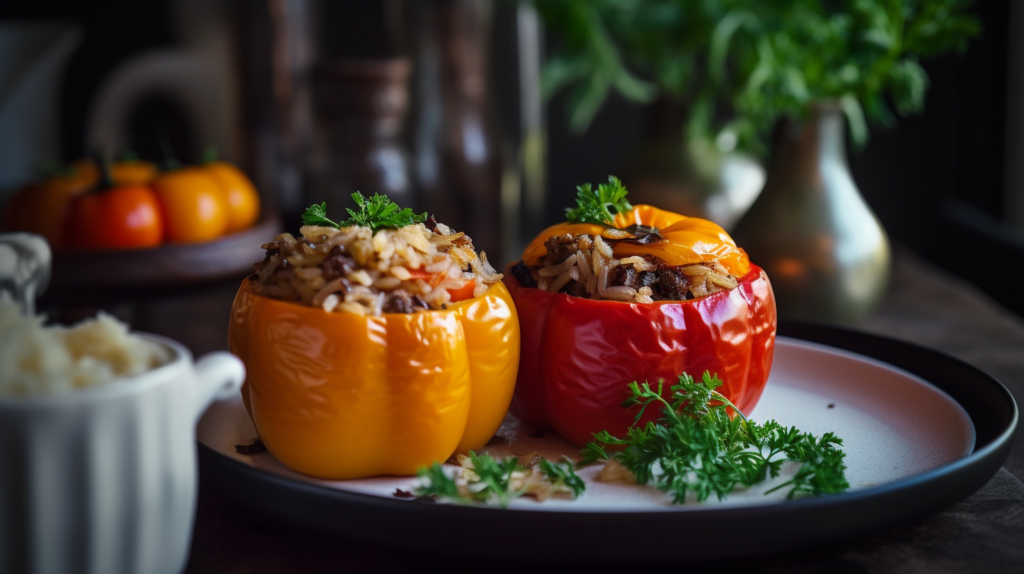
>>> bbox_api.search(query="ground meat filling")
[542,233,593,266]
[382,289,429,314]
[654,266,693,301]
[251,219,503,316]
[610,265,657,291]
[319,246,356,281]
[521,232,739,303]
[561,279,591,299]
[510,260,537,289]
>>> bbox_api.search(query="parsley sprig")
[301,193,427,233]
[565,175,633,225]
[414,451,586,507]
[581,372,849,503]
[300,202,340,228]
[415,462,462,500]
[538,458,587,498]
[464,452,523,508]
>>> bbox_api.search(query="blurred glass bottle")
[242,1,412,227]
[247,0,504,242]
[409,0,503,257]
[305,1,412,211]
[308,57,414,210]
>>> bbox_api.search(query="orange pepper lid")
[521,204,750,277]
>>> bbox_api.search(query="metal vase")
[620,97,765,231]
[731,105,890,324]
[621,138,765,232]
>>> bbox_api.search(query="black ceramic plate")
[196,323,1017,561]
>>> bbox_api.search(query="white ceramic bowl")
[0,334,244,574]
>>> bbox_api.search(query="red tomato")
[1,176,92,248]
[405,268,477,301]
[446,278,476,302]
[405,268,445,287]
[503,263,777,447]
[65,185,164,249]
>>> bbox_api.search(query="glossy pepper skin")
[522,204,751,276]
[506,205,776,448]
[228,280,520,479]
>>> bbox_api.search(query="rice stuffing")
[250,218,503,315]
[511,232,740,303]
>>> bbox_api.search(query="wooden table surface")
[149,246,1023,573]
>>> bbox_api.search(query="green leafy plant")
[565,175,633,225]
[580,371,849,503]
[535,0,979,154]
[301,193,427,233]
[728,0,980,152]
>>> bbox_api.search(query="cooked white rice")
[528,232,739,303]
[251,222,503,316]
[0,296,170,397]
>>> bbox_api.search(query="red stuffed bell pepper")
[504,177,777,447]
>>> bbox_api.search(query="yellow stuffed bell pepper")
[229,278,520,479]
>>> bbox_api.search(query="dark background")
[2,0,1023,316]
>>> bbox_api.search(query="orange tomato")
[111,161,158,186]
[1,175,92,248]
[201,161,260,233]
[64,185,164,249]
[72,158,158,187]
[151,167,229,243]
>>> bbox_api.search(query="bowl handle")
[0,232,51,316]
[193,352,245,420]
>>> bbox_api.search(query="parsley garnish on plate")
[414,451,586,507]
[565,175,633,225]
[538,458,586,498]
[301,192,427,233]
[581,372,849,503]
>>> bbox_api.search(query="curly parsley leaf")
[565,175,633,225]
[301,202,341,228]
[414,451,586,507]
[414,462,461,500]
[468,451,524,508]
[582,371,848,503]
[414,453,523,507]
[538,458,586,498]
[579,432,620,466]
[305,192,427,232]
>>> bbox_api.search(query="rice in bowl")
[0,296,170,397]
